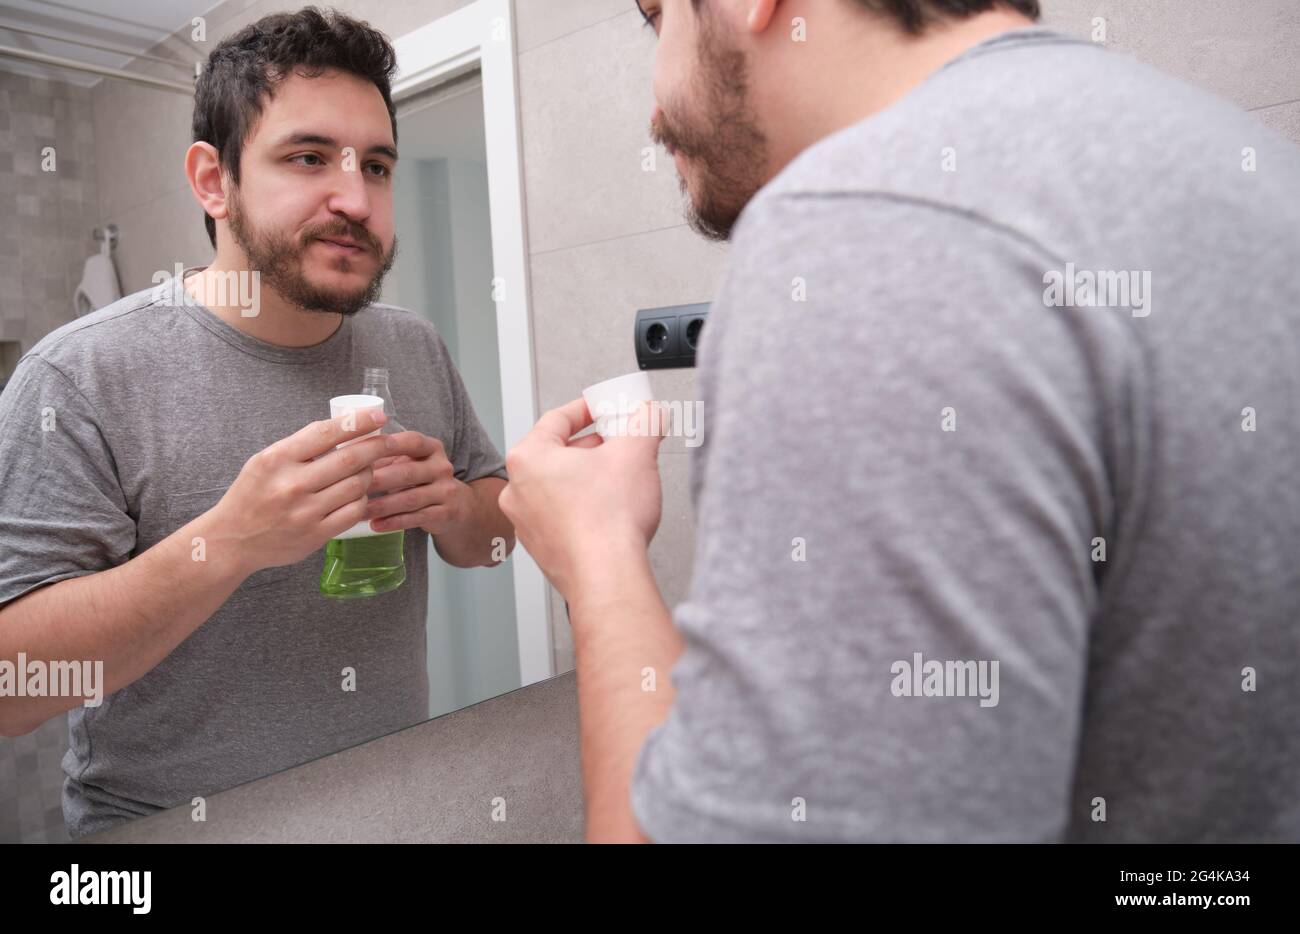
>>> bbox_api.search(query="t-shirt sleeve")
[0,354,137,609]
[435,334,507,485]
[629,192,1129,842]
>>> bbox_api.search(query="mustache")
[650,109,695,157]
[305,224,380,254]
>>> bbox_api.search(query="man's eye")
[290,153,324,167]
[366,163,392,178]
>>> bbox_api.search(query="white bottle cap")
[582,371,655,439]
[330,394,385,449]
[329,393,386,538]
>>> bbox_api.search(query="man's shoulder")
[354,301,452,356]
[735,25,1300,271]
[761,23,1294,201]
[363,300,429,324]
[23,284,182,375]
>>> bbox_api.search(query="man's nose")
[328,164,373,223]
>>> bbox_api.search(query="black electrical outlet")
[635,302,709,369]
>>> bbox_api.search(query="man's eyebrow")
[275,132,398,162]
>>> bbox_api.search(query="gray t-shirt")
[0,268,507,837]
[631,28,1300,842]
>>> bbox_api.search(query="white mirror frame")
[392,0,552,685]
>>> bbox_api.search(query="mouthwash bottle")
[319,367,408,599]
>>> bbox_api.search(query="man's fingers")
[284,409,387,462]
[363,486,429,520]
[567,432,603,449]
[628,399,673,439]
[370,456,438,495]
[601,400,673,446]
[384,430,444,459]
[298,435,391,492]
[531,397,594,446]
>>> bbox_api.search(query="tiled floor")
[0,714,71,843]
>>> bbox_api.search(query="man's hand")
[499,398,670,601]
[210,408,392,575]
[363,431,470,535]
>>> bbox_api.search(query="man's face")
[639,0,769,241]
[226,68,398,316]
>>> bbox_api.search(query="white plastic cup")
[330,394,385,448]
[582,371,655,439]
[329,393,385,538]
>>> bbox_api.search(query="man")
[0,8,514,837]
[500,0,1300,841]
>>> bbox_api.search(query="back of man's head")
[850,0,1040,35]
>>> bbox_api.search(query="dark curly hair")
[191,6,399,249]
[851,0,1040,34]
[666,0,1041,35]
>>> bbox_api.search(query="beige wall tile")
[1252,99,1300,147]
[527,223,727,670]
[109,183,213,295]
[516,0,632,53]
[1041,0,1300,111]
[58,0,1300,683]
[518,9,683,254]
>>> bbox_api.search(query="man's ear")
[746,0,780,33]
[186,141,229,223]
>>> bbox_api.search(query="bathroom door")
[383,73,520,719]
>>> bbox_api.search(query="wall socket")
[634,302,709,370]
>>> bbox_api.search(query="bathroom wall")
[0,68,99,839]
[494,0,1300,671]
[3,0,1299,846]
[0,72,100,372]
[10,0,1300,674]
[72,0,720,676]
[1041,0,1300,139]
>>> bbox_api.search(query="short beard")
[650,10,769,241]
[227,192,398,316]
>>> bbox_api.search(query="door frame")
[391,0,551,685]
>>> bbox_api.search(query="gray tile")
[13,147,39,176]
[18,807,43,840]
[10,731,36,755]
[16,749,37,776]
[0,815,18,845]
